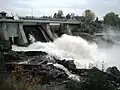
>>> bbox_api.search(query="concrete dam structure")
[0,11,81,48]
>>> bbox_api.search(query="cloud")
[0,0,120,19]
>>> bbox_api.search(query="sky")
[0,0,120,19]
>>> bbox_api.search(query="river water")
[12,34,120,70]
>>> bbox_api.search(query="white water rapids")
[12,34,120,70]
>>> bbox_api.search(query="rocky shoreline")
[0,50,120,90]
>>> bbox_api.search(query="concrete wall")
[0,22,28,46]
[0,20,81,47]
[0,23,19,40]
[18,23,28,46]
[0,23,5,40]
[6,23,19,37]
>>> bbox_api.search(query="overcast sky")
[0,0,120,19]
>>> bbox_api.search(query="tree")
[53,10,64,19]
[104,12,119,26]
[71,13,75,19]
[57,10,63,18]
[83,10,95,23]
[66,14,71,19]
[41,16,52,19]
[95,17,99,22]
[53,13,57,18]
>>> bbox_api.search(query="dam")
[0,11,81,49]
[0,11,120,90]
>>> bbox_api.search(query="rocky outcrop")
[2,50,120,90]
[55,58,76,71]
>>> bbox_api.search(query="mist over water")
[12,29,120,69]
[98,45,120,69]
[96,28,120,69]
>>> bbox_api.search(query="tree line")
[42,10,120,27]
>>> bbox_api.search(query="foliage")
[53,10,64,19]
[53,13,57,18]
[83,10,95,23]
[66,14,71,19]
[70,13,75,19]
[104,12,120,26]
[57,10,63,18]
[41,16,52,19]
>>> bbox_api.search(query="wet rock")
[5,62,68,84]
[27,56,48,65]
[55,59,76,71]
[4,50,23,62]
[4,50,120,89]
[66,60,76,70]
[45,64,68,79]
[20,51,47,56]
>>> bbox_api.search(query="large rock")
[55,59,76,71]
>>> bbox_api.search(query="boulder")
[55,59,76,71]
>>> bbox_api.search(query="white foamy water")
[12,34,104,69]
[96,28,120,69]
[98,44,120,69]
[53,63,80,81]
[29,34,36,43]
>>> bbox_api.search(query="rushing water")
[53,63,80,81]
[12,33,120,70]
